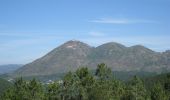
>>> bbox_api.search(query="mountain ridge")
[12,40,170,77]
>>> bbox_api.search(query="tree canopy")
[1,63,170,100]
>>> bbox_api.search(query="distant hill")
[12,40,170,77]
[0,64,22,74]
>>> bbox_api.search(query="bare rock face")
[13,40,170,77]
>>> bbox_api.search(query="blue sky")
[0,0,170,64]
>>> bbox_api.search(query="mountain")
[14,40,93,76]
[0,64,22,74]
[12,40,170,77]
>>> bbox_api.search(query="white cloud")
[91,18,155,24]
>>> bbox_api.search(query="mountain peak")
[105,42,126,47]
[97,42,126,50]
[131,45,146,48]
[59,40,91,50]
[129,45,154,53]
[65,40,81,43]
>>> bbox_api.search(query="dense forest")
[0,78,12,96]
[1,63,170,100]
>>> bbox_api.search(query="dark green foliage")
[150,83,167,100]
[124,76,149,100]
[46,82,61,100]
[2,64,170,100]
[0,78,11,96]
[1,78,44,100]
[95,63,112,80]
[28,79,44,100]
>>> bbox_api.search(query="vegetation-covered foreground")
[1,63,170,100]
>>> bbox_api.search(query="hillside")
[12,40,170,77]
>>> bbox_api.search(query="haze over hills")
[13,40,170,77]
[0,64,22,74]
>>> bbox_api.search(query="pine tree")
[151,83,167,100]
[46,82,61,100]
[28,79,44,100]
[95,63,112,81]
[1,78,45,100]
[123,76,149,100]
